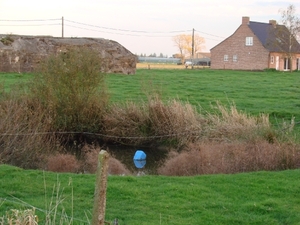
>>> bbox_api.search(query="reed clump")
[204,101,272,142]
[157,140,300,176]
[103,95,204,146]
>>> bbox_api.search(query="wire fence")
[0,130,201,140]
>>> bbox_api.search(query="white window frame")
[284,58,291,71]
[233,55,238,62]
[245,37,253,46]
[224,55,229,61]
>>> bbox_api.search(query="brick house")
[210,16,300,71]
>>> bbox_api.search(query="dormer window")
[245,37,253,46]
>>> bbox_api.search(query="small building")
[210,17,300,71]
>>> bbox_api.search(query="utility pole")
[192,28,195,69]
[62,16,64,38]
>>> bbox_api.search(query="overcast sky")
[1,0,300,56]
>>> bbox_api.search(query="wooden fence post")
[92,150,109,225]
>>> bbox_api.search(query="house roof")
[210,18,300,53]
[249,21,300,53]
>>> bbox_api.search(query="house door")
[284,58,290,71]
[297,58,300,71]
[275,56,279,70]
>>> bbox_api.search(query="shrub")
[108,157,132,175]
[29,46,109,132]
[0,35,14,45]
[46,153,80,173]
[157,141,300,176]
[0,94,61,169]
[80,144,131,175]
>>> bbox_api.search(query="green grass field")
[0,165,300,225]
[1,69,300,130]
[1,70,300,224]
[1,69,300,133]
[106,69,300,128]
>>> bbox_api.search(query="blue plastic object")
[133,150,146,169]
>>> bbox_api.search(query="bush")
[157,141,300,176]
[80,144,131,175]
[30,46,109,132]
[0,94,61,169]
[46,153,80,173]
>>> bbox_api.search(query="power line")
[65,19,191,34]
[194,29,225,39]
[0,17,224,41]
[0,18,61,22]
[0,24,60,27]
[65,24,180,38]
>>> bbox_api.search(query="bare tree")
[270,4,300,71]
[173,34,205,62]
[281,4,300,43]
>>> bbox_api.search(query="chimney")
[269,20,277,28]
[242,16,250,25]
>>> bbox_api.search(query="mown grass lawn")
[0,165,300,225]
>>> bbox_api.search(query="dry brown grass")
[45,145,132,175]
[1,208,38,225]
[204,102,271,142]
[103,98,273,147]
[157,140,300,176]
[46,153,80,173]
[102,102,149,145]
[103,95,203,146]
[0,95,61,169]
[79,144,131,175]
[147,95,204,146]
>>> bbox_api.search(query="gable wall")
[211,23,270,70]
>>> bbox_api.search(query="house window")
[233,55,238,62]
[224,55,229,61]
[270,56,274,64]
[284,58,291,71]
[245,37,253,46]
